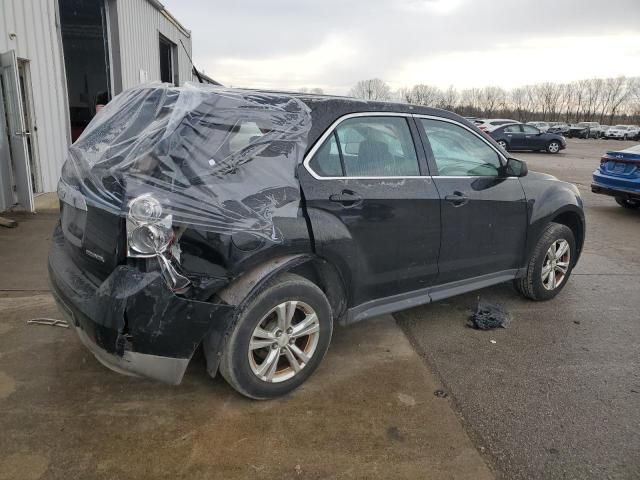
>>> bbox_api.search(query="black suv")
[49,85,585,399]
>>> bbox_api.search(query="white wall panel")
[115,0,193,91]
[0,0,70,195]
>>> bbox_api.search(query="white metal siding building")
[0,0,70,210]
[0,0,193,212]
[115,0,193,91]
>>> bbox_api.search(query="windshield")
[613,125,627,129]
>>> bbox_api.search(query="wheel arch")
[551,210,585,261]
[202,254,348,378]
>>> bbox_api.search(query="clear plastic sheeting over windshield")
[61,82,312,242]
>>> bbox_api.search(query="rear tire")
[514,223,576,301]
[615,197,639,209]
[218,273,333,400]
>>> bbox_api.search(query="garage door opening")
[59,0,111,142]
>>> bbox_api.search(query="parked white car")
[622,125,640,140]
[477,119,519,132]
[605,125,635,140]
[527,121,550,132]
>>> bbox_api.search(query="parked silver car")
[527,121,550,132]
[605,125,635,140]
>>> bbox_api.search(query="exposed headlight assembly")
[126,194,190,292]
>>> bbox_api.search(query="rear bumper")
[51,287,191,384]
[48,224,235,384]
[591,183,640,201]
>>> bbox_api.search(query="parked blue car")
[592,145,640,209]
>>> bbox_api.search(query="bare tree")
[352,76,640,123]
[349,78,391,101]
[558,83,574,123]
[398,87,414,103]
[437,85,458,110]
[509,87,528,121]
[605,77,629,122]
[477,86,507,116]
[409,84,441,106]
[460,88,482,114]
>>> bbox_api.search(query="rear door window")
[522,125,540,134]
[308,116,420,177]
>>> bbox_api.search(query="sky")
[162,0,640,95]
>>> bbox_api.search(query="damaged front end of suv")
[49,83,313,385]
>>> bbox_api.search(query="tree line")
[347,77,640,124]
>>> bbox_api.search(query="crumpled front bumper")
[48,224,234,384]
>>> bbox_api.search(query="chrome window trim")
[302,111,515,181]
[435,176,519,179]
[302,112,429,181]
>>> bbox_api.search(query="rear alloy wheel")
[497,139,509,151]
[514,222,576,301]
[247,300,320,384]
[218,273,333,399]
[547,140,561,154]
[615,197,640,209]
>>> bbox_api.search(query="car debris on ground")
[468,301,511,330]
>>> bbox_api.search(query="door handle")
[15,131,30,137]
[329,190,362,208]
[444,191,469,207]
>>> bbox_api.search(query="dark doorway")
[59,0,111,142]
[159,34,177,85]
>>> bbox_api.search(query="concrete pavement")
[0,212,493,479]
[397,138,640,479]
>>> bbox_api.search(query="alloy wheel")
[541,239,571,290]
[248,301,320,383]
[548,142,560,153]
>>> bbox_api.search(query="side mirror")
[505,157,528,177]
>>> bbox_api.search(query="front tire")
[547,140,561,154]
[218,273,333,399]
[615,197,639,209]
[497,139,509,151]
[514,223,576,301]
